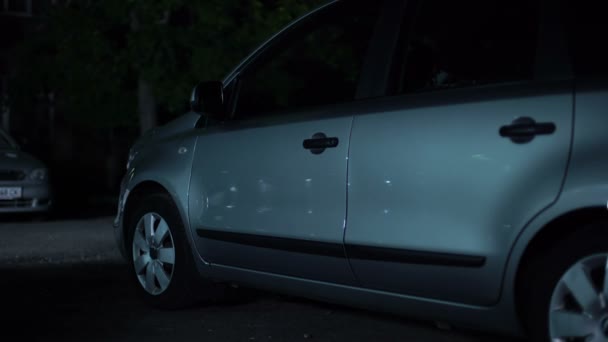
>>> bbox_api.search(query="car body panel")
[560,80,608,196]
[113,113,201,259]
[205,263,522,336]
[188,113,356,285]
[345,81,573,306]
[0,150,45,170]
[185,0,391,286]
[504,79,608,305]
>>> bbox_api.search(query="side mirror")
[190,81,225,118]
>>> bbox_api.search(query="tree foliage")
[9,0,325,129]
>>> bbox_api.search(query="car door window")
[393,0,540,94]
[233,2,382,119]
[565,1,608,77]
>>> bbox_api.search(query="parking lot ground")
[0,217,524,342]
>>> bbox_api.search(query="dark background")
[0,0,323,216]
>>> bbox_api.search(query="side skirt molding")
[196,228,486,268]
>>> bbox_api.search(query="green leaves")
[10,0,325,129]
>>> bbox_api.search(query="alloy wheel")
[131,212,176,295]
[550,253,608,342]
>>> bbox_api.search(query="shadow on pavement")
[1,263,134,342]
[0,262,525,342]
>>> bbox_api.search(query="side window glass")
[566,1,608,77]
[395,0,540,94]
[234,2,381,119]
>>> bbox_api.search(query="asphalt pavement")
[0,216,524,342]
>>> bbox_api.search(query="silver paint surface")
[188,116,355,285]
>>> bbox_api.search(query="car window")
[565,1,608,77]
[233,1,382,119]
[392,0,540,94]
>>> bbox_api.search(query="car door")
[188,1,386,285]
[345,0,574,305]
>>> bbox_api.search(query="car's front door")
[345,0,573,305]
[188,1,385,285]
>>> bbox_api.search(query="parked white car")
[0,128,51,214]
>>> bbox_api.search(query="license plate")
[0,187,22,200]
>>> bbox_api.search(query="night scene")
[1,0,607,341]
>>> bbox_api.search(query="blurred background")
[0,0,323,218]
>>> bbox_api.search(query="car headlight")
[30,168,48,181]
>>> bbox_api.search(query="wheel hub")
[149,246,158,260]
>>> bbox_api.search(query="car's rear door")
[345,0,574,305]
[188,1,391,285]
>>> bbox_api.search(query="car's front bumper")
[0,182,51,213]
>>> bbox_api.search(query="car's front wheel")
[525,222,608,341]
[126,193,217,309]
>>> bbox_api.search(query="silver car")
[0,129,51,214]
[114,0,608,340]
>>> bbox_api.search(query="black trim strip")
[196,229,486,268]
[197,229,345,258]
[345,244,486,268]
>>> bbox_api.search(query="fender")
[505,186,608,285]
[500,80,608,329]
[115,131,205,269]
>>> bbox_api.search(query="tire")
[524,221,608,341]
[126,193,221,309]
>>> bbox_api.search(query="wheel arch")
[513,206,607,329]
[122,181,174,247]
